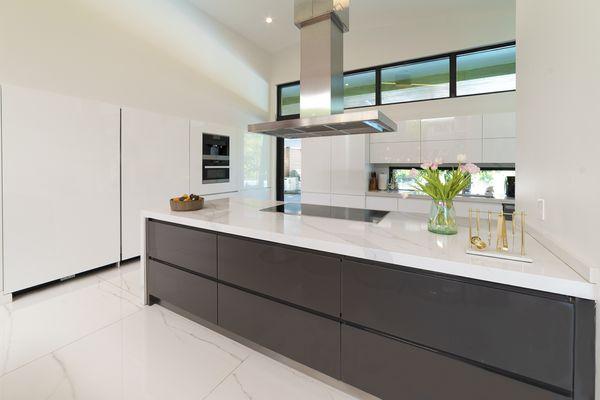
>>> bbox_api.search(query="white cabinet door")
[483,112,516,138]
[331,194,366,208]
[421,139,482,163]
[2,86,120,293]
[483,138,516,163]
[370,142,421,164]
[301,137,331,193]
[421,115,482,141]
[366,196,398,211]
[331,135,368,195]
[397,198,432,214]
[121,107,189,260]
[370,120,420,143]
[301,192,331,206]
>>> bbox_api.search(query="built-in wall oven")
[202,133,230,184]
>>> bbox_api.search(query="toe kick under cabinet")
[145,219,594,400]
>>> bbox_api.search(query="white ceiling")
[189,0,514,54]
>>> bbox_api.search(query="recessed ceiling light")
[265,17,273,24]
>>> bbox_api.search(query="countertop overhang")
[141,198,595,300]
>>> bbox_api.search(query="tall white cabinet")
[121,107,190,260]
[1,86,120,293]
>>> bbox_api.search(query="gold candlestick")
[496,213,509,252]
[468,209,473,249]
[511,212,516,250]
[520,211,526,256]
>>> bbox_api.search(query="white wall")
[0,0,274,198]
[269,2,516,120]
[516,0,600,278]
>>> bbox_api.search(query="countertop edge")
[141,210,596,300]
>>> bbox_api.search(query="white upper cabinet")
[331,135,368,195]
[370,142,421,164]
[1,85,120,293]
[483,138,516,163]
[421,115,482,141]
[301,136,332,193]
[370,120,420,143]
[421,139,482,163]
[121,107,190,260]
[483,112,516,138]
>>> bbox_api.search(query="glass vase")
[428,200,458,235]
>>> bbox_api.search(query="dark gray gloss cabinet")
[341,325,568,400]
[147,220,217,277]
[147,259,217,324]
[342,259,575,391]
[219,284,341,378]
[218,235,341,316]
[145,221,594,400]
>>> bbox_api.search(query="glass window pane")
[381,58,450,104]
[280,84,300,116]
[283,138,301,203]
[391,168,515,198]
[243,133,271,189]
[344,70,376,108]
[457,45,516,96]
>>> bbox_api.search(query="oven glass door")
[203,164,230,183]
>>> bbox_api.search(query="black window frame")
[276,41,516,121]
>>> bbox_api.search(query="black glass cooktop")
[261,203,389,223]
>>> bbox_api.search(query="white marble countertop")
[141,198,595,300]
[367,190,516,205]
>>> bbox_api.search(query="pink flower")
[461,163,480,174]
[409,168,420,178]
[420,162,432,170]
[430,163,439,171]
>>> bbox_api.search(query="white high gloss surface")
[2,85,121,293]
[0,262,367,400]
[142,198,595,300]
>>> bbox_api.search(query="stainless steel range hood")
[248,0,397,138]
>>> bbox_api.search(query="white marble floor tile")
[0,276,140,377]
[97,260,144,301]
[0,305,251,400]
[205,353,363,400]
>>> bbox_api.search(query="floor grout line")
[201,355,251,400]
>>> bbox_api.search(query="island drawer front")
[341,325,568,400]
[147,220,217,277]
[147,260,217,324]
[342,260,574,391]
[217,235,341,317]
[218,284,340,378]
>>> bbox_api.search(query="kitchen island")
[141,198,595,400]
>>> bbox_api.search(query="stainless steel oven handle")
[204,166,230,169]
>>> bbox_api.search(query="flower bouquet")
[410,155,480,235]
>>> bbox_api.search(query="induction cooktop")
[261,203,389,223]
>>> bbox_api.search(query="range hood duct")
[248,0,397,138]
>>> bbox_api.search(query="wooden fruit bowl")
[170,197,204,212]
